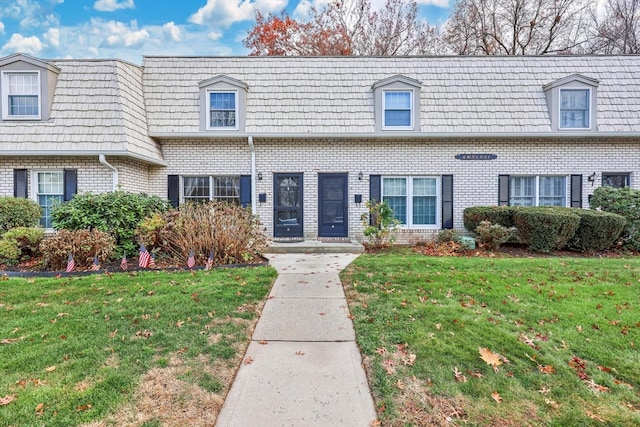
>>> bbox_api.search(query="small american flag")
[120,252,128,270]
[204,249,214,271]
[149,252,156,269]
[90,255,100,271]
[187,249,196,269]
[66,252,75,273]
[139,243,151,268]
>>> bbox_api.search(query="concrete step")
[264,239,365,254]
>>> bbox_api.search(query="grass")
[341,248,640,426]
[0,267,276,426]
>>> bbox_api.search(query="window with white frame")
[559,89,590,129]
[208,91,237,129]
[383,91,412,128]
[510,176,566,207]
[35,171,63,228]
[2,71,40,119]
[382,176,438,226]
[183,176,240,204]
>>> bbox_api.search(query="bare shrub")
[40,229,115,270]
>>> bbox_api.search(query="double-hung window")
[208,91,237,129]
[36,171,63,228]
[183,176,240,204]
[559,89,590,129]
[383,91,412,128]
[509,176,566,207]
[2,71,40,119]
[382,176,438,227]
[602,173,630,188]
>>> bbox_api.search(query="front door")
[274,173,303,238]
[318,173,348,237]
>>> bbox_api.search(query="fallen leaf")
[45,366,56,372]
[0,395,15,406]
[396,380,405,390]
[479,347,503,372]
[453,367,467,383]
[175,320,184,328]
[35,403,45,415]
[76,404,92,412]
[258,340,268,345]
[403,353,417,366]
[545,398,559,409]
[295,351,305,356]
[244,356,254,365]
[468,370,483,378]
[585,410,605,422]
[370,420,382,427]
[538,365,555,374]
[491,391,502,403]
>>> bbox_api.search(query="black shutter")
[63,169,77,201]
[442,175,453,229]
[498,175,510,206]
[571,174,583,208]
[13,169,28,198]
[369,175,381,203]
[168,175,180,208]
[240,175,251,208]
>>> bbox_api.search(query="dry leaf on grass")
[45,366,56,372]
[35,403,45,415]
[491,391,502,404]
[0,395,15,406]
[453,367,467,383]
[479,347,502,372]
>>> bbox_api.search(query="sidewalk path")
[215,253,377,426]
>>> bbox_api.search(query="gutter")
[149,131,640,140]
[0,150,168,166]
[99,155,119,191]
[248,136,257,215]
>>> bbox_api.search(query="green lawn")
[341,249,640,426]
[0,267,276,426]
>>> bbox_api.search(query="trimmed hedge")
[566,209,626,252]
[513,207,580,253]
[589,186,640,250]
[463,206,519,231]
[0,197,41,234]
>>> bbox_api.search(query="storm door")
[274,173,303,238]
[318,173,348,237]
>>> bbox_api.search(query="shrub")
[566,209,626,252]
[146,201,266,265]
[475,221,512,251]
[463,206,519,232]
[0,239,20,265]
[40,229,115,270]
[3,227,45,260]
[436,229,463,245]
[590,186,640,250]
[51,191,170,255]
[360,200,400,248]
[0,197,41,234]
[514,207,580,253]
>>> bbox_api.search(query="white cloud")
[415,0,448,7]
[94,0,135,12]
[44,27,60,47]
[163,21,181,42]
[208,31,222,40]
[97,19,149,48]
[1,33,43,55]
[293,0,328,18]
[0,21,4,34]
[188,0,287,27]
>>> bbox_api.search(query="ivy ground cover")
[341,249,640,426]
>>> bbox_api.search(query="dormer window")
[384,91,412,128]
[199,75,248,132]
[2,71,41,120]
[559,89,590,129]
[372,75,421,132]
[543,74,598,131]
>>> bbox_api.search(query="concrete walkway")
[215,253,377,427]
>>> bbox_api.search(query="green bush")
[514,207,580,253]
[40,229,115,270]
[0,239,20,265]
[360,200,400,248]
[463,206,519,232]
[51,191,170,255]
[566,209,626,252]
[475,221,512,251]
[436,229,463,245]
[3,227,45,260]
[0,197,41,234]
[145,201,266,265]
[589,186,640,250]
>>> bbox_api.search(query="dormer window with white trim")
[372,75,422,132]
[559,88,590,129]
[2,71,41,120]
[543,74,598,131]
[199,75,248,132]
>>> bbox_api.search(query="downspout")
[99,154,119,191]
[248,136,257,215]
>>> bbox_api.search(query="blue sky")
[0,0,450,64]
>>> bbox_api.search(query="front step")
[264,239,365,254]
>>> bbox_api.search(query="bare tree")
[444,0,591,55]
[244,0,442,56]
[589,0,640,53]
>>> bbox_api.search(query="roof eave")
[0,150,167,166]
